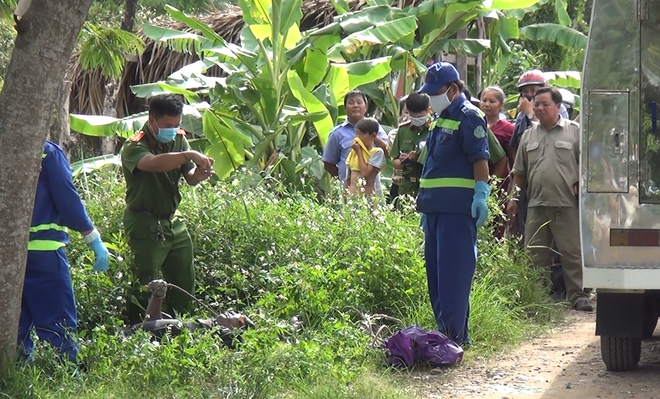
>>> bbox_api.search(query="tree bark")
[49,80,76,160]
[0,0,94,372]
[100,81,119,155]
[121,0,139,32]
[475,17,485,95]
[455,28,468,85]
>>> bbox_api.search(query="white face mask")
[410,116,428,127]
[429,91,452,114]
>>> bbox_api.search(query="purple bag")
[383,325,464,367]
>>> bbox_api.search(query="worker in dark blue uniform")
[18,141,110,363]
[417,62,490,346]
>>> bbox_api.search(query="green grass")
[1,168,561,398]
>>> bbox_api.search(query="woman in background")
[480,86,515,239]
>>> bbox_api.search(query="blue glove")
[85,229,110,272]
[471,180,491,227]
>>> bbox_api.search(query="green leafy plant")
[77,22,146,80]
[1,167,559,398]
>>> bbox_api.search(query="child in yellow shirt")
[345,118,387,197]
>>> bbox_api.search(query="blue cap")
[418,62,460,95]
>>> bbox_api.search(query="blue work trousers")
[423,213,477,345]
[17,248,78,363]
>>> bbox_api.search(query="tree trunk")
[58,81,77,160]
[455,29,468,85]
[121,0,139,32]
[49,80,76,160]
[475,17,485,95]
[0,0,94,372]
[100,81,119,155]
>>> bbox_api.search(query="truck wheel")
[601,336,641,371]
[643,315,658,339]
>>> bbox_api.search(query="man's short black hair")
[406,93,430,114]
[356,117,379,135]
[534,86,562,105]
[148,94,184,118]
[344,90,369,108]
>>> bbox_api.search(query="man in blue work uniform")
[417,62,490,346]
[18,141,110,363]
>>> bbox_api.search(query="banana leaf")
[519,23,587,49]
[70,154,121,177]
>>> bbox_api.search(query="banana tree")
[301,4,427,131]
[349,0,548,126]
[480,0,587,90]
[71,2,422,190]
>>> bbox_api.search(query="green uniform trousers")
[124,210,195,324]
[397,180,420,198]
[524,206,588,306]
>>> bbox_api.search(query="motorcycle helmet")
[517,70,547,92]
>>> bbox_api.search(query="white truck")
[581,0,660,372]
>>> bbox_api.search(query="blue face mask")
[154,127,178,143]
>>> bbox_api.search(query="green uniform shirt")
[487,129,506,165]
[390,120,430,179]
[121,124,195,216]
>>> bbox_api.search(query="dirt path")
[410,309,660,399]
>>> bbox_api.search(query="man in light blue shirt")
[322,90,389,184]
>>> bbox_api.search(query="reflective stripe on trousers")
[419,177,475,189]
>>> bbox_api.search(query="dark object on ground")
[124,318,247,348]
[574,297,594,312]
[383,325,463,367]
[123,280,255,349]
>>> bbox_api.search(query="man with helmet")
[507,71,573,299]
[508,70,569,239]
[417,62,491,346]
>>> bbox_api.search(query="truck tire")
[601,336,641,371]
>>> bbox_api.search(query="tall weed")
[1,168,559,398]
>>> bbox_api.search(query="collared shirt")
[390,120,430,181]
[322,119,388,182]
[416,94,490,215]
[30,141,94,248]
[120,124,195,216]
[510,103,569,151]
[512,116,580,208]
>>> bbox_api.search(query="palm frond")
[142,24,207,54]
[77,22,146,80]
[70,0,429,117]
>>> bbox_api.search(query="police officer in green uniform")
[390,93,431,203]
[120,94,215,324]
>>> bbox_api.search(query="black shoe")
[574,298,594,312]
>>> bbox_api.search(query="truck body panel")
[581,0,660,283]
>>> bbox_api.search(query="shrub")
[1,168,559,398]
